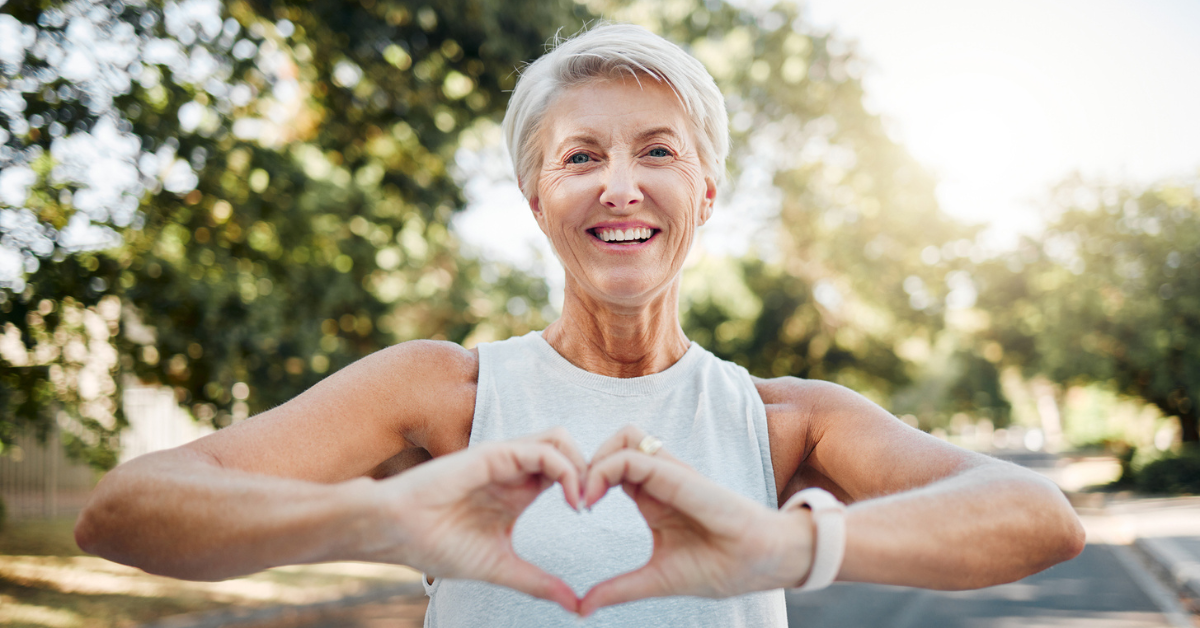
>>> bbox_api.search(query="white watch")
[781,487,846,591]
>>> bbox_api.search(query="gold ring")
[637,435,663,456]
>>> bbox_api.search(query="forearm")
[837,462,1085,589]
[75,447,376,581]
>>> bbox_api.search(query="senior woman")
[75,24,1084,627]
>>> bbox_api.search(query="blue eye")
[648,147,671,158]
[569,153,591,164]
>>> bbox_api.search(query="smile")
[588,227,658,244]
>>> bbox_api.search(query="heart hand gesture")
[578,426,815,617]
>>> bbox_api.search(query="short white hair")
[502,23,729,199]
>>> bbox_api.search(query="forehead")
[540,76,694,152]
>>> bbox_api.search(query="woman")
[75,24,1085,626]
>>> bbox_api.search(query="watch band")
[782,487,846,591]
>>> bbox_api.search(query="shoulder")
[752,376,891,494]
[753,376,863,419]
[368,340,479,456]
[377,339,479,383]
[752,375,902,442]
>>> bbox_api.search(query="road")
[786,543,1191,627]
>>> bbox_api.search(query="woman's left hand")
[578,426,815,617]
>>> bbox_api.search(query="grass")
[0,518,86,558]
[0,516,422,628]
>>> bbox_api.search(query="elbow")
[1042,477,1087,565]
[73,511,96,554]
[991,478,1087,585]
[75,505,225,581]
[74,509,98,555]
[1056,506,1087,563]
[1027,484,1087,574]
[74,483,113,557]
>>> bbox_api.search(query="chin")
[586,273,667,305]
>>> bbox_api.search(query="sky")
[801,0,1200,243]
[453,0,1200,288]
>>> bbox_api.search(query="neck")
[542,278,690,378]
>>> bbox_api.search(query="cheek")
[539,168,595,207]
[537,173,591,240]
[648,166,707,227]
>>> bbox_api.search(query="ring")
[637,435,664,456]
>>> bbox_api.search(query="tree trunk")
[1180,408,1199,444]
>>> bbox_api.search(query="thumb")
[578,564,667,618]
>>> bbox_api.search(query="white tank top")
[423,331,787,627]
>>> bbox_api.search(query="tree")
[974,178,1200,443]
[0,0,586,468]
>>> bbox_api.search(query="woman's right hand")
[352,428,587,613]
[578,425,814,616]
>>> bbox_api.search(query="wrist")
[776,504,816,588]
[333,476,396,563]
[781,488,847,591]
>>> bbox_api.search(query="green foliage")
[1135,446,1200,494]
[1,0,584,467]
[0,518,83,556]
[975,179,1200,442]
[9,0,1189,468]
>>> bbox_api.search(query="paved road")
[786,543,1188,628]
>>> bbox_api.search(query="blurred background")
[0,0,1198,626]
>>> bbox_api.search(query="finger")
[489,554,581,615]
[591,424,686,468]
[583,448,679,509]
[585,450,754,524]
[578,565,667,617]
[486,441,582,511]
[590,424,648,464]
[585,427,687,503]
[524,427,588,478]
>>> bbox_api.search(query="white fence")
[119,386,214,464]
[0,424,95,520]
[0,385,213,521]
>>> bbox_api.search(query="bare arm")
[763,378,1085,590]
[574,383,1086,614]
[74,340,476,581]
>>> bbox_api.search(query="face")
[529,76,717,307]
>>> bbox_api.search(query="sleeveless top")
[423,331,787,627]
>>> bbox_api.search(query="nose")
[598,161,643,213]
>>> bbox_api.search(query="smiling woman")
[74,23,1085,628]
[530,77,715,315]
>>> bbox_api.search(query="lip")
[586,221,661,249]
[587,220,658,231]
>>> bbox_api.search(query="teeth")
[596,227,653,242]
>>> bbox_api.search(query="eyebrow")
[634,126,683,143]
[553,126,685,154]
[555,134,602,153]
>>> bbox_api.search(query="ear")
[697,175,717,226]
[526,190,549,236]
